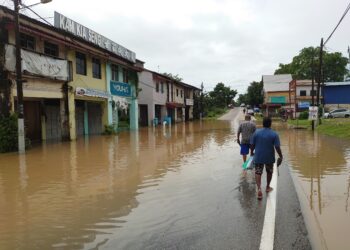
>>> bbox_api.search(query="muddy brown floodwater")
[280,128,350,250]
[1,120,261,250]
[2,117,350,250]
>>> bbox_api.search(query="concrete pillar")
[113,108,118,130]
[84,101,89,135]
[174,108,177,123]
[106,63,113,126]
[68,90,76,140]
[130,85,139,130]
[148,103,154,126]
[182,107,185,122]
[60,99,68,139]
[41,115,46,140]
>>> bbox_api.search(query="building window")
[111,64,119,81]
[92,58,101,79]
[180,90,183,98]
[20,33,35,50]
[123,68,129,83]
[300,90,306,96]
[76,52,86,75]
[310,90,317,96]
[161,82,164,93]
[156,82,159,92]
[44,41,59,57]
[176,89,179,97]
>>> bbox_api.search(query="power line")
[324,2,350,45]
[20,2,53,26]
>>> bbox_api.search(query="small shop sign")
[185,99,194,106]
[309,106,318,120]
[298,102,310,109]
[110,81,131,97]
[75,87,110,99]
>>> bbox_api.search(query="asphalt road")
[224,108,312,249]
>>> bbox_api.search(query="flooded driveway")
[0,112,273,250]
[280,127,350,250]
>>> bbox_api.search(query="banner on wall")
[5,45,69,81]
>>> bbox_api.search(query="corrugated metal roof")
[262,74,292,84]
[324,81,350,86]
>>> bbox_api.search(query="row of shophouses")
[0,6,200,142]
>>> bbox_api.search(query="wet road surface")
[0,109,311,249]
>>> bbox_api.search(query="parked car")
[323,109,350,118]
[247,109,254,116]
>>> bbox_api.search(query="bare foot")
[257,189,263,200]
[266,187,273,193]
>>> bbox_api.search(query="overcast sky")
[9,0,350,94]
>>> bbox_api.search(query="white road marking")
[259,164,278,250]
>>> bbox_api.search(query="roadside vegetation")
[288,117,350,139]
[194,82,237,119]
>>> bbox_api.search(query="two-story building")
[1,6,70,142]
[53,12,140,138]
[138,69,198,126]
[0,6,140,142]
[262,74,292,116]
[289,79,320,118]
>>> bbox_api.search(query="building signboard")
[54,12,136,63]
[75,87,110,99]
[185,99,194,106]
[270,96,286,104]
[298,102,310,109]
[110,81,131,97]
[309,106,318,120]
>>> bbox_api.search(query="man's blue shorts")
[240,144,250,155]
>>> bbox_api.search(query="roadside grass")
[287,118,350,139]
[204,108,228,120]
[287,119,311,129]
[317,118,350,139]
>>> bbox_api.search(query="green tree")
[209,83,237,108]
[275,47,348,81]
[162,72,183,82]
[246,81,264,106]
[237,94,248,105]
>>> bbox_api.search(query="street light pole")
[14,0,25,153]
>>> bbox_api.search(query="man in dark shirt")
[250,117,283,200]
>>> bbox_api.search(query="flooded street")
[1,110,349,249]
[283,129,350,250]
[0,113,268,250]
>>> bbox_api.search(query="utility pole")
[311,56,315,130]
[200,82,204,120]
[316,38,323,125]
[317,38,323,107]
[14,0,25,153]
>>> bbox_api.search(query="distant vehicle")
[323,109,350,118]
[254,107,260,113]
[247,109,254,116]
[240,103,246,107]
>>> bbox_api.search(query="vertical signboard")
[309,106,318,120]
